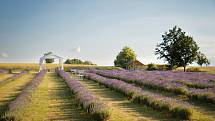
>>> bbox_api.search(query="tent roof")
[40,52,63,60]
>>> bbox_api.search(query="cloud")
[76,46,81,53]
[0,52,8,58]
[70,46,81,53]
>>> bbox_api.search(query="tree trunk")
[183,66,186,72]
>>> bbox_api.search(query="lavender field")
[1,0,215,120]
[0,66,214,121]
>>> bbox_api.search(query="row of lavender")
[89,69,215,104]
[57,70,110,121]
[0,70,28,86]
[0,69,8,73]
[90,69,215,89]
[1,70,46,120]
[84,72,193,120]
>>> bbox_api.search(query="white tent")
[39,52,64,72]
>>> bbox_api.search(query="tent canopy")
[39,52,64,71]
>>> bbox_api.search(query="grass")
[0,67,214,120]
[0,73,13,82]
[2,73,48,121]
[73,75,178,121]
[177,66,215,73]
[0,73,35,116]
[1,73,91,121]
[81,73,215,121]
[46,73,91,121]
[0,63,122,72]
[139,86,215,121]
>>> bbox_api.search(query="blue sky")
[0,0,215,66]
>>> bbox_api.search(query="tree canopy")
[64,58,95,65]
[196,51,210,66]
[155,26,201,71]
[114,46,137,69]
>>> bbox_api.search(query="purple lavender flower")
[8,70,46,111]
[84,72,193,119]
[57,70,110,121]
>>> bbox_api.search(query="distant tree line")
[64,58,96,65]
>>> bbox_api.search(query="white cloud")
[70,46,81,53]
[0,52,8,58]
[76,46,81,53]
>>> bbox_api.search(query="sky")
[0,0,215,66]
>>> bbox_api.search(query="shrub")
[147,63,158,70]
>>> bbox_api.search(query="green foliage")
[155,26,199,71]
[114,46,137,69]
[83,61,93,65]
[64,58,95,65]
[45,58,54,63]
[147,63,158,70]
[196,51,210,66]
[65,58,83,64]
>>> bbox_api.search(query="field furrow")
[72,75,176,121]
[94,72,215,120]
[135,85,215,120]
[83,72,215,121]
[46,73,90,121]
[1,72,48,121]
[0,73,35,116]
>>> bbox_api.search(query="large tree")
[172,36,199,71]
[196,51,210,66]
[114,46,136,69]
[155,26,199,71]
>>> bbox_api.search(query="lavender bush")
[89,69,215,88]
[1,70,46,120]
[57,70,110,121]
[84,72,193,119]
[89,69,215,104]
